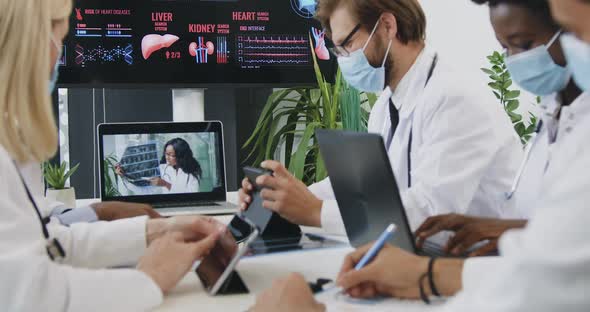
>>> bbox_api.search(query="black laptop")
[316,129,450,257]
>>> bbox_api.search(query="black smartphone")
[228,167,274,242]
[243,166,273,190]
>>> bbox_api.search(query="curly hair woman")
[151,138,203,193]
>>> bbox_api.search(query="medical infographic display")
[59,0,334,86]
[102,132,223,197]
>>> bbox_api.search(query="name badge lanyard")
[14,162,66,261]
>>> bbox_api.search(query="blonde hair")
[0,0,72,163]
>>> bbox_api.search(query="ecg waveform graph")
[237,35,310,66]
[75,43,134,66]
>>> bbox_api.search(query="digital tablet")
[196,215,259,295]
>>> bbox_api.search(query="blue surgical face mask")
[49,35,62,93]
[337,20,392,93]
[560,33,590,92]
[505,31,571,96]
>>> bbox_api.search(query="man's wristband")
[419,272,430,304]
[428,257,441,297]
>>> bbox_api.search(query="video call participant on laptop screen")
[105,133,221,196]
[98,122,236,215]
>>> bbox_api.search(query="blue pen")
[354,224,397,270]
[316,224,397,293]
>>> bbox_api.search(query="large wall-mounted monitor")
[58,0,335,87]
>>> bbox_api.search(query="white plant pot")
[46,188,77,208]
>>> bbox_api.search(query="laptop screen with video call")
[98,122,227,204]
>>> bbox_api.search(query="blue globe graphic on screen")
[291,0,317,19]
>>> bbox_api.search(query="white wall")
[172,89,205,122]
[422,0,499,88]
[420,0,538,117]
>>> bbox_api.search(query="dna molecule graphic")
[75,43,134,66]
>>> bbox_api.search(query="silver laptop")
[98,121,237,216]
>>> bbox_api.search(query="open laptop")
[98,121,237,216]
[316,129,454,257]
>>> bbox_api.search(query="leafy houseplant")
[43,161,80,208]
[481,51,538,144]
[243,37,377,186]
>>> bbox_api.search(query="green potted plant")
[243,37,377,185]
[482,51,538,145]
[43,161,80,208]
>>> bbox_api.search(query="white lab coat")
[504,92,589,219]
[441,90,590,311]
[117,164,200,196]
[160,164,200,194]
[0,147,163,311]
[309,45,523,235]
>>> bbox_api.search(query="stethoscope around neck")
[505,119,544,200]
[385,53,438,189]
[14,162,66,261]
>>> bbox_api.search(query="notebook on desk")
[98,121,237,216]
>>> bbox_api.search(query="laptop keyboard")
[419,241,467,258]
[153,202,220,208]
[421,243,448,257]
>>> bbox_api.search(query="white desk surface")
[153,246,435,312]
[156,247,346,312]
[75,194,433,311]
